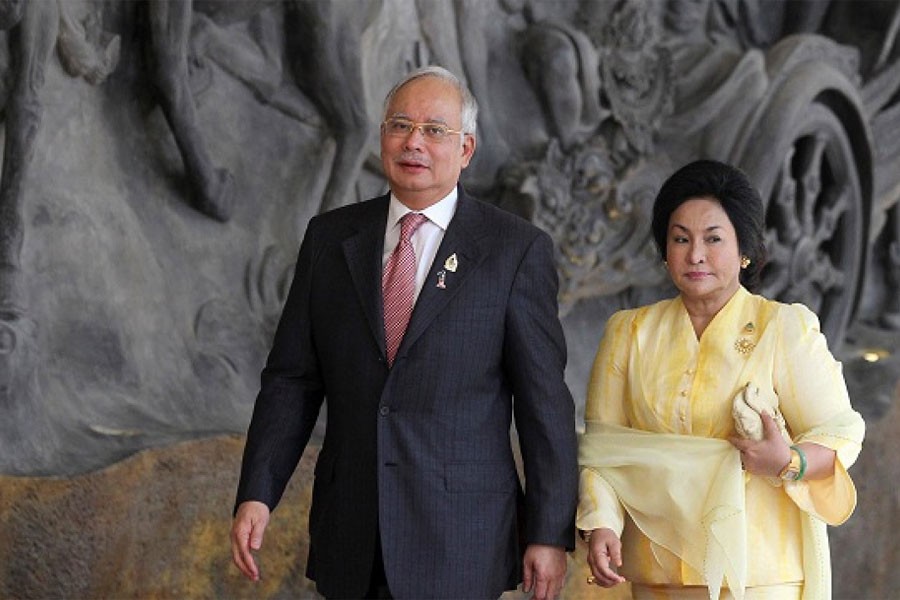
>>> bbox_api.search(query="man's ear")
[460,134,476,168]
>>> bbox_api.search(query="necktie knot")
[399,212,428,242]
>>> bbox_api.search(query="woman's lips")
[685,271,710,280]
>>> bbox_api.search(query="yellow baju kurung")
[577,287,865,600]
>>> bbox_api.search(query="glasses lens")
[423,124,449,139]
[385,118,413,135]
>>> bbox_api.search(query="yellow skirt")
[631,583,802,600]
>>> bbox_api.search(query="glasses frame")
[381,117,466,142]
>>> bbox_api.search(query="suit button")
[379,406,390,416]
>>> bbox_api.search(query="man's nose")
[402,125,427,148]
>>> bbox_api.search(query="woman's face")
[665,197,743,307]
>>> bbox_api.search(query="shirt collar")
[387,188,458,231]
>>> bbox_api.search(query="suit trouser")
[363,530,392,600]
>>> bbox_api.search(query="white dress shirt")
[382,189,458,303]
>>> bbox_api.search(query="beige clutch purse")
[732,382,790,442]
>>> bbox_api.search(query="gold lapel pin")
[444,253,458,272]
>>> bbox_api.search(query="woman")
[578,160,865,599]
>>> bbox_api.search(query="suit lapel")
[342,195,390,357]
[396,193,488,360]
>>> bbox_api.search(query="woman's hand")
[585,528,627,588]
[729,412,791,477]
[732,411,839,480]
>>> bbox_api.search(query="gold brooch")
[735,338,756,354]
[735,322,756,354]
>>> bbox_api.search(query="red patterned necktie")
[383,212,428,366]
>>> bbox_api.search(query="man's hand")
[522,544,567,600]
[230,500,270,581]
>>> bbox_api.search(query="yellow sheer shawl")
[579,410,863,600]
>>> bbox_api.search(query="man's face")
[380,76,476,210]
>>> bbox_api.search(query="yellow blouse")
[577,287,865,597]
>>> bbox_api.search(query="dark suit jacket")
[235,188,578,599]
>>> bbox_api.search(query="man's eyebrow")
[387,112,450,124]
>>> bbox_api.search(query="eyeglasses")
[381,117,465,142]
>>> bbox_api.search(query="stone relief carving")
[0,0,117,443]
[161,0,429,218]
[1,0,898,475]
[0,0,117,308]
[498,0,676,313]
[499,142,668,314]
[495,0,897,349]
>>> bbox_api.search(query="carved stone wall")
[0,0,897,597]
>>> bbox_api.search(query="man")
[230,65,578,600]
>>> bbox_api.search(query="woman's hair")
[382,65,479,136]
[651,159,767,290]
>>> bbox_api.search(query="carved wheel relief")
[759,107,866,344]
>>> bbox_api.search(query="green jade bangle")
[790,444,807,480]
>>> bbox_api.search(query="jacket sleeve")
[774,303,865,525]
[504,230,579,550]
[234,217,327,513]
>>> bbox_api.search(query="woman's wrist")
[779,445,807,481]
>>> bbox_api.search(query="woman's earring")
[740,256,751,269]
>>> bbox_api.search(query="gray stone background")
[0,0,898,598]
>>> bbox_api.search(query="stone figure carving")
[144,0,237,222]
[281,0,378,212]
[0,0,117,308]
[187,4,321,127]
[520,9,607,153]
[498,0,674,314]
[499,141,669,314]
[0,0,117,381]
[0,0,118,471]
[144,0,377,219]
[57,1,120,85]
